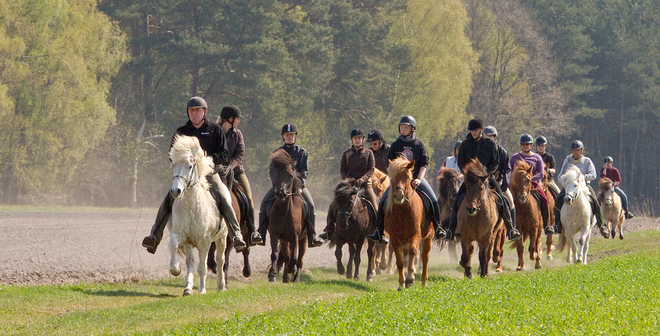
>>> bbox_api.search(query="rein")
[173,157,200,191]
[338,190,361,218]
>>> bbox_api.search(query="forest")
[1,0,658,215]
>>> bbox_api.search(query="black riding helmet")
[520,134,534,144]
[467,118,483,131]
[483,126,497,137]
[367,129,384,142]
[535,136,548,146]
[186,96,207,110]
[281,123,298,135]
[220,105,241,120]
[571,140,584,149]
[350,129,366,138]
[454,141,462,149]
[399,115,417,129]
[604,156,613,163]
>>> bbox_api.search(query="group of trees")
[1,0,659,215]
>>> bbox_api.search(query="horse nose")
[563,196,572,204]
[170,188,182,199]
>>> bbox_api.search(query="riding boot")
[432,201,446,239]
[142,193,173,254]
[554,192,564,234]
[501,199,521,241]
[256,211,268,246]
[539,197,553,235]
[366,204,388,245]
[307,212,324,247]
[588,194,610,238]
[246,204,263,246]
[443,206,459,241]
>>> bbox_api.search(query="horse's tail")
[556,232,567,253]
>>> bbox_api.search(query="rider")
[366,115,446,244]
[440,141,462,173]
[217,105,263,245]
[554,140,609,238]
[600,156,635,219]
[482,126,514,231]
[367,128,390,173]
[510,134,553,235]
[443,118,521,241]
[142,97,247,254]
[535,136,560,199]
[320,129,378,240]
[256,123,324,247]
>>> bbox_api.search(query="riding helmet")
[220,105,241,120]
[186,96,208,110]
[399,115,417,129]
[350,129,366,138]
[535,136,548,146]
[570,140,584,149]
[467,118,484,130]
[483,126,498,137]
[604,156,614,163]
[281,123,298,135]
[367,129,384,142]
[454,141,462,149]
[519,134,534,144]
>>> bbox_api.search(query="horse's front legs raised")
[335,242,345,275]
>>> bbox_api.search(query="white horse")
[556,166,595,264]
[168,135,228,295]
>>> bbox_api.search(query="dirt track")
[0,210,658,286]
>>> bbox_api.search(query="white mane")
[560,165,590,196]
[169,134,214,190]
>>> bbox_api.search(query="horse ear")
[406,160,416,170]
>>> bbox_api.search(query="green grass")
[2,230,660,335]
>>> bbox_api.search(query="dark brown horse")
[385,156,433,289]
[327,179,376,281]
[437,168,462,263]
[267,149,307,283]
[541,164,556,260]
[509,161,543,270]
[456,159,504,278]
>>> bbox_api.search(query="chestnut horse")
[327,179,376,281]
[598,177,625,239]
[541,164,556,260]
[437,168,462,263]
[456,159,503,278]
[509,161,544,270]
[385,156,432,289]
[370,168,391,275]
[267,149,307,283]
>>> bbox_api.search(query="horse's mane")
[334,179,362,201]
[371,168,390,197]
[437,168,460,200]
[510,160,532,188]
[170,134,214,188]
[270,149,304,192]
[464,159,487,181]
[560,165,584,189]
[599,177,613,190]
[385,155,414,213]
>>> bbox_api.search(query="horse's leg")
[217,236,228,291]
[223,235,231,289]
[492,228,504,272]
[577,225,591,264]
[618,216,625,240]
[280,241,290,283]
[378,244,388,271]
[515,239,525,271]
[387,244,395,274]
[183,245,195,296]
[268,233,279,282]
[394,244,405,290]
[355,240,364,281]
[335,242,345,275]
[546,233,554,261]
[534,228,543,269]
[346,243,355,280]
[478,241,488,278]
[207,242,217,274]
[286,237,298,277]
[583,231,591,265]
[293,236,305,283]
[366,240,375,282]
[242,246,251,278]
[197,242,210,294]
[460,240,474,279]
[420,237,431,286]
[169,233,181,276]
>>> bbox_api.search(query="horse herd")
[166,135,627,295]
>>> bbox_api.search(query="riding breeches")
[614,187,629,211]
[531,181,550,227]
[235,172,254,207]
[208,173,243,238]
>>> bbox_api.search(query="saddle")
[415,188,437,225]
[264,192,311,225]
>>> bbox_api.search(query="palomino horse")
[370,168,391,275]
[267,149,307,283]
[541,164,556,261]
[437,168,462,263]
[557,166,595,264]
[385,156,433,289]
[456,159,504,278]
[509,161,544,270]
[598,177,625,239]
[168,135,227,295]
[327,179,376,281]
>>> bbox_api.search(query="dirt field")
[1,210,658,286]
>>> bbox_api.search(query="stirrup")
[233,236,247,252]
[625,212,634,219]
[435,227,447,240]
[544,226,555,235]
[308,235,324,247]
[442,229,454,241]
[250,232,263,246]
[508,229,522,241]
[367,230,382,242]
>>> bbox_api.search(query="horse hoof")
[243,268,251,278]
[354,275,360,281]
[268,274,277,283]
[183,288,193,296]
[170,267,181,276]
[516,267,524,271]
[619,236,624,240]
[337,264,345,275]
[366,276,373,282]
[495,268,502,273]
[376,268,382,275]
[547,255,554,261]
[535,264,542,269]
[397,286,403,291]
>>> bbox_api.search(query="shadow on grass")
[69,286,177,298]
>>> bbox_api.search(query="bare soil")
[0,210,657,286]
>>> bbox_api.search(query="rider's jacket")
[539,152,556,177]
[269,143,309,186]
[496,145,510,191]
[510,152,545,183]
[457,134,499,175]
[600,167,622,184]
[173,118,228,166]
[225,128,246,174]
[370,142,390,173]
[559,155,597,181]
[388,134,429,178]
[341,145,375,181]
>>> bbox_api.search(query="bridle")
[172,156,200,194]
[338,189,360,218]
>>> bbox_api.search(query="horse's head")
[270,149,303,200]
[464,159,489,216]
[437,168,461,204]
[169,135,213,199]
[387,156,415,206]
[511,161,534,204]
[598,177,615,207]
[333,179,361,230]
[561,166,584,205]
[371,168,390,199]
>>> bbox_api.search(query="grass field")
[2,230,660,335]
